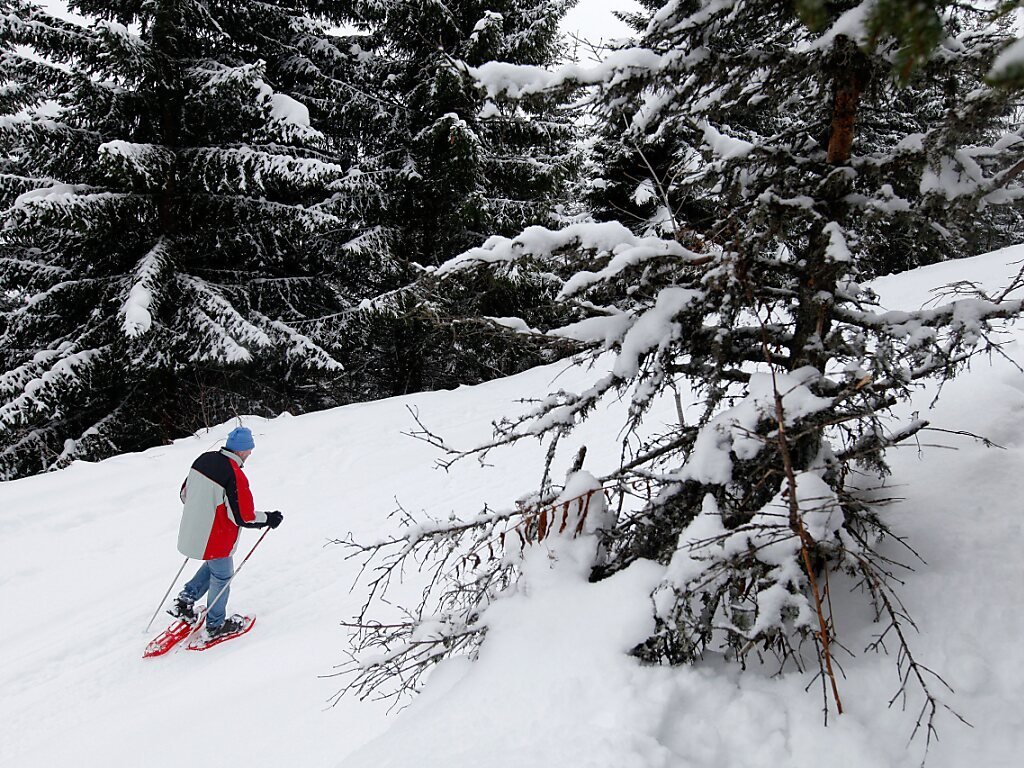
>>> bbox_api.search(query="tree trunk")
[826,50,866,165]
[153,2,182,237]
[827,82,861,164]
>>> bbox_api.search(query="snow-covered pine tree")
[344,0,579,270]
[323,0,583,397]
[581,0,691,234]
[340,0,1024,740]
[988,2,1024,96]
[586,0,1023,274]
[0,1,53,209]
[0,1,348,479]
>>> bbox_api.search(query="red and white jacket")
[177,449,268,560]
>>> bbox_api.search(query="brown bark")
[827,78,862,165]
[766,363,844,717]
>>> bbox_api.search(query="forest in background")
[2,1,1023,481]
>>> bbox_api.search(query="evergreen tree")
[587,0,1023,274]
[0,1,51,209]
[344,0,579,272]
[583,0,692,235]
[340,0,1024,740]
[0,1,349,479]
[323,0,583,398]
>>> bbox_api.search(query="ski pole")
[178,526,272,648]
[216,526,271,601]
[144,556,190,633]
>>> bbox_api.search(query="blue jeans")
[180,557,233,628]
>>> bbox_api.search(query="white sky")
[37,0,85,23]
[562,0,640,45]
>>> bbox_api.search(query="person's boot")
[206,614,245,639]
[168,596,198,624]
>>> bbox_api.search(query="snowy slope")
[3,248,1024,768]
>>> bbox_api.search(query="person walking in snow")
[170,426,283,638]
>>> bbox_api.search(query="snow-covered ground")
[3,247,1024,767]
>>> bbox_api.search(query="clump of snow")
[470,10,503,43]
[470,47,671,99]
[804,0,874,51]
[613,286,701,379]
[99,140,155,160]
[793,471,842,541]
[920,155,982,201]
[550,311,632,347]
[11,182,91,209]
[632,178,657,205]
[675,368,832,486]
[656,493,726,600]
[823,221,853,262]
[121,241,168,338]
[701,120,754,160]
[484,315,540,334]
[270,92,311,128]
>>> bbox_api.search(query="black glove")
[265,510,283,529]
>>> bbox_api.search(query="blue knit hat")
[225,426,255,452]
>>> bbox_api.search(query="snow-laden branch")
[121,240,169,339]
[434,221,710,285]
